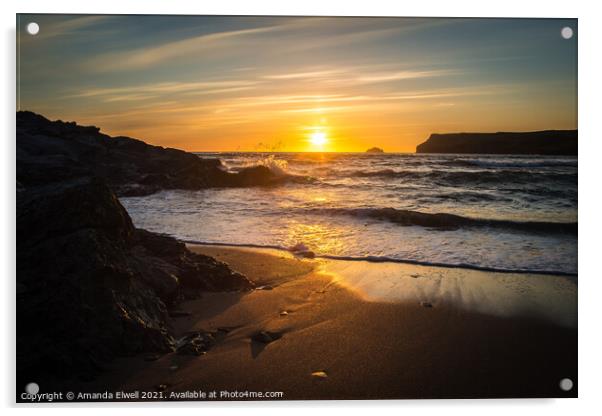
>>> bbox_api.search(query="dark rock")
[416,130,577,155]
[297,250,315,259]
[17,111,299,197]
[251,331,283,344]
[168,310,192,318]
[176,330,221,356]
[16,177,253,385]
[366,147,384,153]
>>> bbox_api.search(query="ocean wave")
[449,159,577,169]
[308,207,577,234]
[229,154,290,176]
[181,240,577,277]
[332,168,576,184]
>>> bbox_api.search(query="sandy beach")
[78,244,577,400]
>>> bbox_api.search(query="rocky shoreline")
[17,111,298,197]
[16,112,263,385]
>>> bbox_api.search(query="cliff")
[415,130,577,155]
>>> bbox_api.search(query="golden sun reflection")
[284,221,345,255]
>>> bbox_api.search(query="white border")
[3,1,601,414]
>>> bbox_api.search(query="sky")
[17,15,577,152]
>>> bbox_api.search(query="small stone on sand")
[411,274,420,278]
[279,311,289,316]
[252,330,282,344]
[312,370,328,379]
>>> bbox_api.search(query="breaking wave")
[306,207,577,234]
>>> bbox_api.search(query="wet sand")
[86,244,577,400]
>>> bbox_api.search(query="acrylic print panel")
[16,14,577,402]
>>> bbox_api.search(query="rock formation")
[416,130,577,155]
[17,111,296,197]
[16,112,257,384]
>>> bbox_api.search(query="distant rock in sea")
[416,130,577,155]
[366,147,384,153]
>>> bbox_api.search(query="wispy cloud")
[65,80,260,101]
[356,69,456,83]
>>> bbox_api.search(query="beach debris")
[256,285,274,291]
[311,370,328,379]
[279,311,289,316]
[169,310,192,318]
[143,354,161,362]
[156,384,168,392]
[420,301,433,308]
[410,274,420,279]
[251,330,283,344]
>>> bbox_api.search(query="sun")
[310,131,328,146]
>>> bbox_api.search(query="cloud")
[82,18,329,72]
[65,80,260,101]
[356,69,456,83]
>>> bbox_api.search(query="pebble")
[252,330,282,344]
[311,370,328,379]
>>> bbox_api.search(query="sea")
[120,152,578,276]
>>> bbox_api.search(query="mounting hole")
[559,378,573,391]
[26,22,40,36]
[561,27,573,40]
[25,382,39,395]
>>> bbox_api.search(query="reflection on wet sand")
[319,259,577,327]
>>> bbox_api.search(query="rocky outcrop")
[17,111,293,197]
[416,130,577,155]
[17,177,253,384]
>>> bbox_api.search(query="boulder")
[16,177,253,384]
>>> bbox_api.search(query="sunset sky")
[17,15,577,152]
